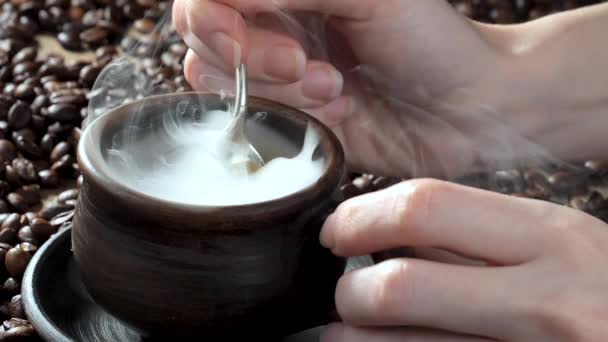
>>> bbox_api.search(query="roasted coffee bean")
[1,279,18,296]
[38,169,58,187]
[49,141,70,163]
[50,153,72,173]
[4,245,30,278]
[4,166,19,188]
[0,182,9,198]
[30,94,48,116]
[10,47,36,65]
[12,83,34,101]
[1,214,20,232]
[547,171,581,192]
[11,158,36,183]
[46,103,79,121]
[16,184,40,205]
[30,217,54,239]
[79,26,110,48]
[20,213,36,227]
[40,133,55,155]
[0,294,25,319]
[49,209,73,228]
[0,96,13,120]
[49,90,86,106]
[134,18,155,34]
[340,183,361,201]
[3,317,31,330]
[17,226,38,244]
[7,101,31,130]
[352,174,373,190]
[40,203,73,220]
[57,188,78,203]
[12,133,41,158]
[68,127,80,146]
[7,193,28,213]
[78,63,101,87]
[0,228,16,245]
[584,159,608,177]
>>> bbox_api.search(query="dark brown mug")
[71,92,348,340]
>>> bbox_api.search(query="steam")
[84,6,586,199]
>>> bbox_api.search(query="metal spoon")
[222,64,264,172]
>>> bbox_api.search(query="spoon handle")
[226,64,248,141]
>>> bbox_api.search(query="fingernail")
[302,65,343,101]
[208,32,241,67]
[320,214,336,249]
[199,74,232,94]
[263,45,306,82]
[319,323,344,342]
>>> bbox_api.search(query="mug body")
[72,92,347,339]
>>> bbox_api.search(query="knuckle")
[394,179,442,234]
[331,200,362,252]
[375,259,415,318]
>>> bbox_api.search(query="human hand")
[318,178,608,341]
[172,0,522,179]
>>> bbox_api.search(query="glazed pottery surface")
[71,92,347,339]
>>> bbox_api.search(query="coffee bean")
[50,153,72,174]
[547,171,581,192]
[16,184,40,205]
[78,63,101,87]
[57,188,78,203]
[0,294,24,320]
[340,183,361,201]
[40,203,73,220]
[68,127,80,146]
[48,209,73,228]
[38,169,58,187]
[12,133,41,158]
[49,90,86,106]
[17,226,38,244]
[7,101,31,130]
[134,18,155,34]
[1,279,18,296]
[20,213,36,227]
[10,47,36,65]
[49,141,70,163]
[7,193,28,213]
[4,246,30,278]
[11,158,36,183]
[79,26,110,48]
[1,213,18,230]
[0,182,9,198]
[30,217,54,239]
[46,103,78,121]
[4,166,19,188]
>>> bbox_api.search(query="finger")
[320,323,494,342]
[304,96,356,128]
[173,0,248,67]
[185,51,343,108]
[213,0,380,20]
[176,0,308,83]
[412,247,487,266]
[320,178,571,264]
[334,258,508,338]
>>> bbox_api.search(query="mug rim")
[77,91,345,213]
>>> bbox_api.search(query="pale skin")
[172,1,608,341]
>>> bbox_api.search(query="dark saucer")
[22,225,374,342]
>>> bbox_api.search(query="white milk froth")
[109,110,325,206]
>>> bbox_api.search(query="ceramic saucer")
[22,226,373,341]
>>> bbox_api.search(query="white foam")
[112,110,325,206]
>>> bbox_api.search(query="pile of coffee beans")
[0,0,604,340]
[448,0,607,23]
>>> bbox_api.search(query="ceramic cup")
[71,92,348,340]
